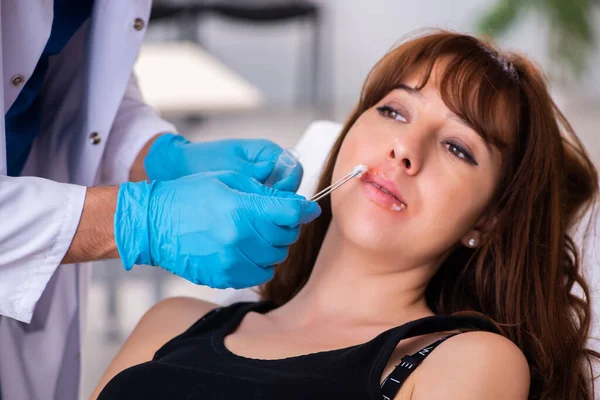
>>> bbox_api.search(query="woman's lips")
[360,172,407,212]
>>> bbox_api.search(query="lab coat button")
[89,132,101,145]
[11,75,25,87]
[133,18,145,31]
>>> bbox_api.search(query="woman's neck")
[275,223,437,329]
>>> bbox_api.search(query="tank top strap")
[380,333,458,399]
[367,314,501,395]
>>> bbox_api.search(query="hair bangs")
[361,31,522,157]
[436,53,519,155]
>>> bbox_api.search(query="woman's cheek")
[329,134,369,213]
[338,131,377,172]
[333,136,361,181]
[424,184,481,246]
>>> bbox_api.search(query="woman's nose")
[387,137,422,175]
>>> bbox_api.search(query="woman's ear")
[460,213,498,248]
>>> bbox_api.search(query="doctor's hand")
[144,134,302,192]
[114,171,321,288]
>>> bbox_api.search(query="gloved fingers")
[255,195,322,227]
[269,161,303,192]
[217,174,310,240]
[228,139,281,180]
[216,171,303,199]
[202,139,282,181]
[234,218,291,267]
[236,140,300,185]
[220,175,316,225]
[166,247,257,289]
[222,248,276,288]
[229,264,276,289]
[253,218,301,247]
[172,247,273,289]
[144,133,188,181]
[240,139,283,164]
[139,173,289,290]
[245,265,275,287]
[238,235,290,268]
[238,159,276,182]
[214,171,262,193]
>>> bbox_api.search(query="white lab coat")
[0,1,176,399]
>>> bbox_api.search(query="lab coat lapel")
[69,0,151,185]
[0,0,53,174]
[0,3,5,175]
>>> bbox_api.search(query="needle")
[309,164,368,202]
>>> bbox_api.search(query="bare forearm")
[62,135,162,264]
[61,186,120,264]
[129,134,162,182]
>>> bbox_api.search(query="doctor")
[0,1,320,399]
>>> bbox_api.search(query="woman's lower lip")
[361,182,406,211]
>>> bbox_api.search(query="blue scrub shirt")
[4,0,94,177]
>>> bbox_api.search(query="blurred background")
[81,0,600,397]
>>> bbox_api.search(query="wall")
[194,0,600,109]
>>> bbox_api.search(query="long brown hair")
[261,31,599,399]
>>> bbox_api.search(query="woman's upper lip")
[361,172,407,205]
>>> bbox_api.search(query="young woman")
[91,31,599,400]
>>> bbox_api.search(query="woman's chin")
[333,207,405,252]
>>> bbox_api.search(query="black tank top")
[98,301,500,400]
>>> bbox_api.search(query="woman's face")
[330,69,505,267]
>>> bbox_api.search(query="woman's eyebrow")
[447,112,472,129]
[391,85,500,153]
[447,112,492,151]
[392,84,423,99]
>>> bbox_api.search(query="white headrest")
[294,120,344,197]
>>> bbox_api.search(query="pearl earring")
[468,238,477,248]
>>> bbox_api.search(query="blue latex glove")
[114,171,321,288]
[145,134,302,192]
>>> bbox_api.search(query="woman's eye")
[444,141,478,166]
[376,105,407,122]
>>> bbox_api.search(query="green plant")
[477,0,598,79]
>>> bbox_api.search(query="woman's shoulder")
[142,296,219,328]
[90,297,222,399]
[121,296,221,362]
[408,331,530,399]
[125,296,221,356]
